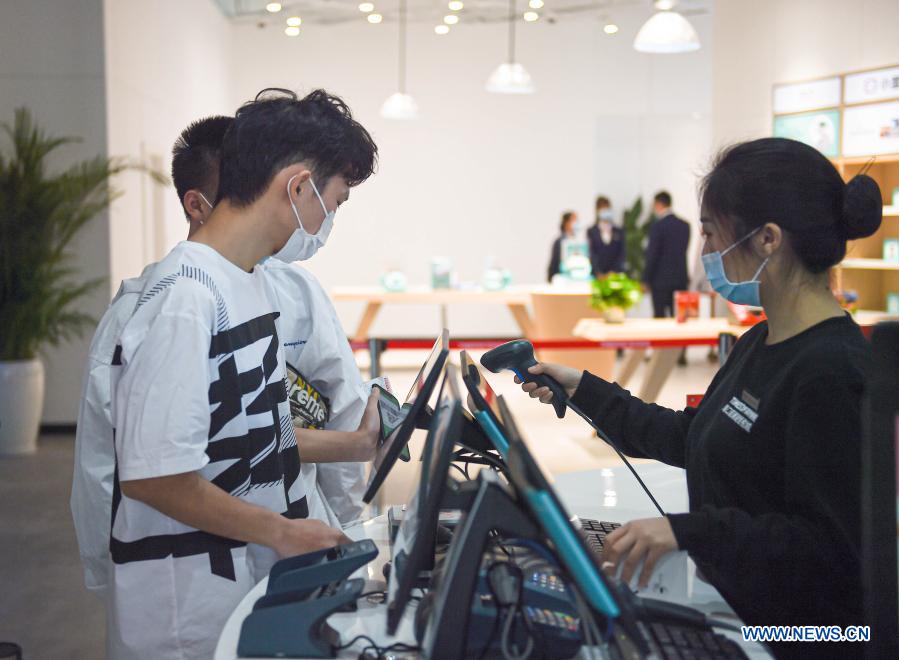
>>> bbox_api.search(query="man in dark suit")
[643,191,690,318]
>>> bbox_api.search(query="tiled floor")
[0,348,718,658]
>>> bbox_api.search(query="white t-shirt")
[108,241,307,660]
[71,265,153,598]
[262,259,368,525]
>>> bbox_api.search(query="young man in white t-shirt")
[71,115,233,599]
[107,89,379,659]
[71,112,376,603]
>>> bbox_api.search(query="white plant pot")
[0,359,44,455]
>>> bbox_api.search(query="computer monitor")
[386,366,462,635]
[496,395,646,651]
[363,329,450,503]
[861,323,899,657]
[460,350,508,456]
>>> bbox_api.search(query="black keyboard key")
[660,643,682,659]
[652,622,673,644]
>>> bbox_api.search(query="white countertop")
[215,465,771,659]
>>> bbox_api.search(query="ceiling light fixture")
[435,24,450,35]
[654,0,675,10]
[523,11,539,22]
[286,16,302,27]
[486,0,535,94]
[603,23,619,34]
[359,3,374,12]
[266,2,282,13]
[444,14,459,25]
[284,26,300,36]
[634,8,700,53]
[368,12,383,23]
[381,0,419,120]
[528,0,544,8]
[448,1,464,10]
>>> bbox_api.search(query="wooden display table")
[573,318,751,403]
[331,286,538,341]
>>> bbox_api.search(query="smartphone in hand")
[372,384,411,461]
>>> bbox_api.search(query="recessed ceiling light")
[435,25,450,35]
[448,1,464,10]
[266,2,282,13]
[528,0,544,9]
[368,13,383,24]
[284,26,300,36]
[358,2,374,12]
[523,11,539,22]
[286,16,301,27]
[444,14,459,25]
[654,0,676,9]
[603,23,619,34]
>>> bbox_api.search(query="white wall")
[104,0,237,291]
[231,5,713,337]
[712,0,899,148]
[0,0,109,424]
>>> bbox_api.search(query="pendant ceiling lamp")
[486,0,535,94]
[381,0,419,119]
[633,1,701,54]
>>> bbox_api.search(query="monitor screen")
[460,350,507,454]
[498,394,648,652]
[386,366,462,635]
[363,330,450,503]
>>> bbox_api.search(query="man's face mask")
[701,226,769,307]
[273,174,335,263]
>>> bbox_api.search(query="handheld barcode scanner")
[479,340,569,418]
[481,340,667,516]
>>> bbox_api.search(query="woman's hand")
[515,362,583,403]
[600,517,679,588]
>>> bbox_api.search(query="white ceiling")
[213,0,710,27]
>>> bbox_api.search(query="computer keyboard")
[579,518,621,555]
[638,621,748,659]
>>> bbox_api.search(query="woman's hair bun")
[841,174,882,240]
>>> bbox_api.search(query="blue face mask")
[701,227,769,307]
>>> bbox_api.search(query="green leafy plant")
[590,272,643,312]
[0,108,132,360]
[622,197,657,281]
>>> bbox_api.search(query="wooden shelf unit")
[833,156,899,311]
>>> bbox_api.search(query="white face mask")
[598,208,614,223]
[273,174,335,263]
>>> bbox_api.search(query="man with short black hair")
[644,190,690,318]
[107,89,378,659]
[71,115,234,601]
[171,115,233,235]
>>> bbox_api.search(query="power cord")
[336,634,420,659]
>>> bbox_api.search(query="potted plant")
[622,197,657,282]
[0,108,125,454]
[590,273,643,323]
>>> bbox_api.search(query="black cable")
[476,561,507,660]
[338,634,419,659]
[358,590,387,603]
[464,459,472,480]
[450,462,469,480]
[336,634,380,651]
[565,399,666,516]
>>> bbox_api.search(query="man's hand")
[351,391,381,461]
[515,362,583,404]
[600,517,678,588]
[293,392,380,462]
[272,518,351,558]
[119,471,350,559]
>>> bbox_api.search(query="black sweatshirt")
[570,315,870,657]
